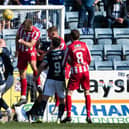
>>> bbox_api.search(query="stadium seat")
[113,28,129,39]
[64,29,71,34]
[122,44,129,60]
[80,39,94,46]
[78,28,95,44]
[66,11,79,23]
[89,60,95,71]
[113,60,129,70]
[90,44,104,61]
[2,29,17,39]
[2,29,16,55]
[64,29,71,43]
[66,11,79,29]
[97,39,112,45]
[95,28,113,44]
[40,29,47,40]
[116,38,129,45]
[95,60,113,70]
[104,44,122,61]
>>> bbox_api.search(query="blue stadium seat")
[95,28,113,44]
[89,60,95,71]
[113,60,129,70]
[95,60,113,70]
[113,28,129,39]
[40,29,47,40]
[116,38,129,45]
[80,39,94,46]
[2,29,17,55]
[90,44,104,61]
[2,29,17,39]
[122,44,129,60]
[104,44,122,61]
[66,11,79,22]
[66,11,79,29]
[78,28,95,44]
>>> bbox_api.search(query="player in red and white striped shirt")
[62,29,92,123]
[15,19,41,106]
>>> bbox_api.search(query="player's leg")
[38,79,55,121]
[26,96,41,121]
[4,75,14,93]
[84,90,92,123]
[0,84,9,110]
[61,89,73,123]
[51,93,60,114]
[0,83,12,121]
[30,58,41,89]
[26,70,47,119]
[56,81,65,123]
[16,69,27,106]
[81,71,92,123]
[61,74,80,123]
[15,52,28,106]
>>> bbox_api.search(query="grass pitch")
[0,122,129,129]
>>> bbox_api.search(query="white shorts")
[0,75,14,97]
[43,79,65,98]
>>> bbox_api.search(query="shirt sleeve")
[86,44,91,65]
[32,31,41,41]
[62,47,70,67]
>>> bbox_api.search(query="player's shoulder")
[32,26,40,32]
[1,47,10,54]
[59,36,65,42]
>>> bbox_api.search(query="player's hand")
[18,39,25,44]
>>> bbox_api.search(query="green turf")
[0,122,129,129]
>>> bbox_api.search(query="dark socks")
[58,104,65,119]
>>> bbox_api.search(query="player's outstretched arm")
[34,62,48,81]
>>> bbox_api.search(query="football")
[3,9,14,20]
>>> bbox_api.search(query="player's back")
[68,40,91,74]
[45,49,65,81]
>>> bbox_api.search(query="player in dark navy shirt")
[26,37,65,123]
[0,39,14,121]
[43,48,65,81]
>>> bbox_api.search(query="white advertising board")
[47,71,129,123]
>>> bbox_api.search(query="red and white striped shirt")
[17,25,40,52]
[63,40,91,74]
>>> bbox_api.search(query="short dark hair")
[70,29,80,40]
[47,26,58,33]
[52,37,61,48]
[23,19,32,28]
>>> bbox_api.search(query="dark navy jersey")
[0,47,13,85]
[43,49,65,81]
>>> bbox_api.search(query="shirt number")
[76,52,84,64]
[54,62,61,73]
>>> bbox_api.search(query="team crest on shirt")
[30,52,35,56]
[74,44,81,47]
